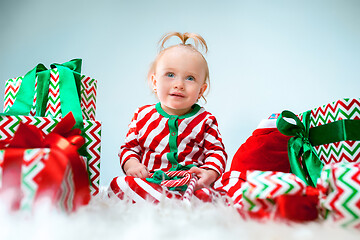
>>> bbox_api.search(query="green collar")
[155,103,201,119]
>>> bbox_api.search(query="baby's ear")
[151,74,157,92]
[199,83,208,98]
[151,74,156,85]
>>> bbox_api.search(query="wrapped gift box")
[318,162,360,228]
[242,170,308,213]
[276,98,360,187]
[0,113,91,212]
[0,115,101,195]
[4,67,97,121]
[0,148,79,211]
[239,170,319,222]
[304,98,360,164]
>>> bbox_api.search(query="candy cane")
[148,171,198,201]
[182,173,198,202]
[148,171,191,188]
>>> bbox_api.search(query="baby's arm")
[120,108,149,178]
[123,158,149,178]
[188,167,219,190]
[197,115,227,185]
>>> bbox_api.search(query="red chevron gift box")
[0,113,90,212]
[0,115,101,195]
[241,170,319,221]
[318,162,360,228]
[3,59,97,121]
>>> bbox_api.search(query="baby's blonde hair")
[148,32,210,102]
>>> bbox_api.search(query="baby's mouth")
[170,93,185,98]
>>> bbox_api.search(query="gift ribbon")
[3,59,84,131]
[309,119,360,146]
[277,110,360,187]
[276,110,323,187]
[0,112,90,211]
[4,64,49,117]
[275,186,319,222]
[50,60,83,131]
[1,149,24,210]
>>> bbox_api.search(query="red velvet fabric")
[230,128,291,173]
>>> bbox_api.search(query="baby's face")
[152,46,207,116]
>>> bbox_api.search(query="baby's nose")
[174,79,184,89]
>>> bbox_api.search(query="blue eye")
[186,76,195,81]
[167,73,175,78]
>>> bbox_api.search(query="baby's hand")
[123,158,149,178]
[188,167,219,190]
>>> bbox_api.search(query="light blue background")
[1,0,359,187]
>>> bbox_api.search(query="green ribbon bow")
[3,59,84,132]
[277,109,360,187]
[276,110,323,187]
[146,170,171,184]
[146,164,196,191]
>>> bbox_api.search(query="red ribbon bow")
[0,112,90,211]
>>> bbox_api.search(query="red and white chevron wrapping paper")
[241,170,308,213]
[318,162,360,228]
[0,115,101,195]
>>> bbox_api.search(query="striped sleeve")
[200,115,227,175]
[119,108,142,170]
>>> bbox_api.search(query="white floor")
[1,188,359,240]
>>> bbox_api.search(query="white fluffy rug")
[1,188,358,240]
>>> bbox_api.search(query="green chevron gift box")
[277,98,360,187]
[4,59,97,121]
[318,162,360,229]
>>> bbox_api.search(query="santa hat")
[230,113,291,178]
[217,114,318,222]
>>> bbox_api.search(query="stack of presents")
[0,59,101,212]
[215,98,360,228]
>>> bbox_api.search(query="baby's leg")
[109,176,182,203]
[193,188,220,202]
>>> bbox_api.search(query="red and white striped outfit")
[109,103,227,203]
[109,175,217,203]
